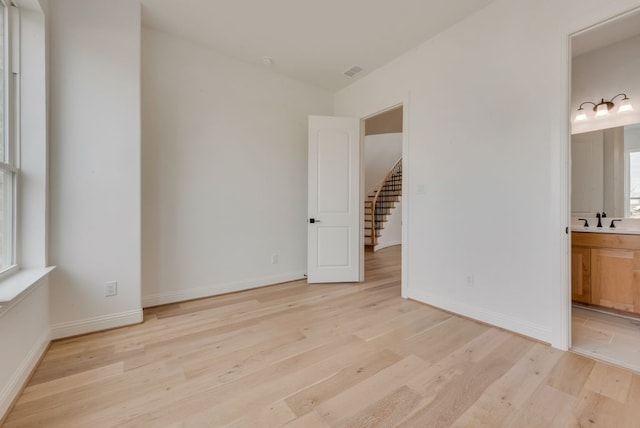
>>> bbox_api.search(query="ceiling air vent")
[343,65,363,78]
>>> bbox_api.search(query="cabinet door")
[571,246,591,303]
[591,248,640,313]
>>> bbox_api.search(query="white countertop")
[571,226,640,235]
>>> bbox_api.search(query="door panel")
[308,116,360,283]
[591,248,640,313]
[318,131,351,213]
[318,228,350,267]
[571,246,591,304]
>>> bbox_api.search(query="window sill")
[0,266,56,311]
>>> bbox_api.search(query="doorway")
[362,107,403,252]
[361,104,406,297]
[569,8,640,371]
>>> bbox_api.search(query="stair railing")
[370,157,402,246]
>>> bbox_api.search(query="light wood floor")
[4,245,640,427]
[572,305,640,374]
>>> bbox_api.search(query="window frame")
[0,0,20,279]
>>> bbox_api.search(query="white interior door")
[308,115,361,283]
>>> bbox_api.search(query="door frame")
[563,5,640,351]
[359,99,409,298]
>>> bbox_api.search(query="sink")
[571,226,640,235]
[572,217,640,235]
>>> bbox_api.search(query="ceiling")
[572,8,640,57]
[140,0,495,91]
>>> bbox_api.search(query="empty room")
[2,0,640,426]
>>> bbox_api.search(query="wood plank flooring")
[4,245,640,427]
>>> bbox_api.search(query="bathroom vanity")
[570,123,640,315]
[572,230,640,314]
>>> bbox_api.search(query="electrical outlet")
[105,281,118,297]
[272,254,279,264]
[466,275,474,287]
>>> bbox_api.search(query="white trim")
[0,267,53,318]
[562,5,640,353]
[0,328,49,419]
[374,241,401,252]
[407,288,553,344]
[141,271,306,308]
[12,1,41,12]
[553,29,572,352]
[50,309,143,340]
[359,118,365,282]
[400,93,409,300]
[355,93,410,298]
[0,161,19,173]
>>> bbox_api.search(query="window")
[0,1,18,275]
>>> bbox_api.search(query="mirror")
[572,123,640,218]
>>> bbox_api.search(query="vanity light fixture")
[618,96,634,113]
[574,93,633,122]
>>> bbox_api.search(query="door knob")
[309,218,320,223]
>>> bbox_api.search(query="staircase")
[365,158,402,247]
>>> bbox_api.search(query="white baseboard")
[50,309,143,340]
[374,241,401,252]
[407,288,552,344]
[142,271,307,308]
[0,329,50,419]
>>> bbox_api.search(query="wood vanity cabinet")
[571,246,591,303]
[572,232,640,314]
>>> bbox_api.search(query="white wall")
[141,28,333,307]
[48,0,142,338]
[572,34,640,134]
[375,197,402,251]
[0,280,50,418]
[365,133,402,193]
[335,0,640,349]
